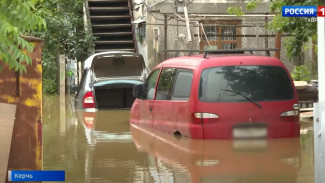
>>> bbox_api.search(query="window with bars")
[200,21,241,50]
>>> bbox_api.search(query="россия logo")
[282,6,317,17]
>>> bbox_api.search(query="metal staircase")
[87,0,137,53]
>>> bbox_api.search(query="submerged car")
[131,124,301,183]
[130,54,300,139]
[75,51,148,110]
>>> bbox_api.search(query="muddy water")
[43,95,314,183]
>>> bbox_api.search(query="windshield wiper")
[221,89,262,108]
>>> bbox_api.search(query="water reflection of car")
[78,110,132,145]
[131,124,302,183]
[75,51,148,111]
[130,55,300,139]
[76,110,148,182]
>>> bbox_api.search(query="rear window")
[93,54,144,78]
[199,65,294,102]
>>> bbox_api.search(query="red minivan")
[131,124,301,182]
[130,54,300,139]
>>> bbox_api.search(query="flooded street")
[43,95,314,183]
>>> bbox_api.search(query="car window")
[199,66,294,102]
[144,69,160,99]
[156,68,178,100]
[172,70,193,100]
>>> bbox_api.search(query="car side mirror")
[133,84,145,99]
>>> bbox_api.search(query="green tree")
[32,0,94,94]
[0,0,46,72]
[228,0,320,67]
[291,65,312,81]
[268,0,318,66]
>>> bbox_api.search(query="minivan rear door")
[198,65,297,139]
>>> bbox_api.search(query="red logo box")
[318,6,325,17]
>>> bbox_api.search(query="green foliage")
[42,50,58,94]
[67,70,74,77]
[246,0,261,11]
[268,0,318,62]
[227,0,262,15]
[290,65,312,81]
[227,7,244,16]
[0,0,46,73]
[227,0,319,67]
[31,0,95,94]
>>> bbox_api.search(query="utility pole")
[265,14,269,56]
[274,32,281,59]
[164,15,168,60]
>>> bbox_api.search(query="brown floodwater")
[43,95,314,183]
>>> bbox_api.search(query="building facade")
[132,0,315,72]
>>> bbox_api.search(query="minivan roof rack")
[163,48,279,58]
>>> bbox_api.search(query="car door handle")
[149,106,153,112]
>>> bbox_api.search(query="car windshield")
[93,54,144,78]
[199,65,294,102]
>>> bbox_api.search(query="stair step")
[89,7,129,11]
[91,24,132,32]
[92,23,131,28]
[90,15,130,20]
[88,0,128,2]
[88,0,136,52]
[94,40,134,44]
[93,32,132,36]
[95,48,135,53]
[95,44,135,50]
[88,0,128,7]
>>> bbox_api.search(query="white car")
[75,51,148,110]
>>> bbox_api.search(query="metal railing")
[163,48,279,58]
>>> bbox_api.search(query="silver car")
[75,51,148,111]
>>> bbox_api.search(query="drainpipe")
[255,26,259,48]
[184,6,192,43]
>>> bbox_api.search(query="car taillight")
[83,112,95,128]
[83,91,95,108]
[280,110,299,122]
[192,113,219,124]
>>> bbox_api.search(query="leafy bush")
[290,65,312,82]
[32,0,95,94]
[0,0,46,73]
